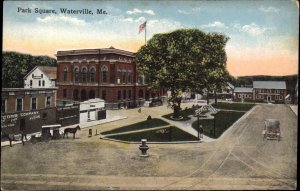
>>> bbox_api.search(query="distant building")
[233,87,253,102]
[55,47,166,109]
[24,66,57,88]
[253,81,286,103]
[233,81,286,103]
[1,88,57,134]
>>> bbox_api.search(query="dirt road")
[1,104,297,190]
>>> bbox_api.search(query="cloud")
[37,15,87,26]
[202,21,225,28]
[233,23,268,36]
[126,8,155,15]
[259,6,278,13]
[178,7,200,14]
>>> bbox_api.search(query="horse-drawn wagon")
[31,124,62,144]
[262,119,280,141]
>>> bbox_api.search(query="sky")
[3,0,299,77]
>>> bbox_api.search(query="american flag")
[139,21,147,34]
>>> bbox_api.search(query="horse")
[63,125,80,139]
[1,133,27,147]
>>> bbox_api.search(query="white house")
[24,66,57,88]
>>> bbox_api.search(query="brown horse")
[63,125,80,139]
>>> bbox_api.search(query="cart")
[31,124,62,144]
[262,119,280,141]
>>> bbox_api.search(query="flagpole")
[145,22,147,45]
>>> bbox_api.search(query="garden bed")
[212,102,255,111]
[101,118,169,135]
[192,110,246,138]
[106,126,199,142]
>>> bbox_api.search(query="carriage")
[262,119,280,141]
[30,124,62,144]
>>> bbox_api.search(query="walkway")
[289,105,297,116]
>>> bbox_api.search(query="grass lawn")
[212,102,255,111]
[106,126,199,142]
[101,118,169,135]
[192,110,246,138]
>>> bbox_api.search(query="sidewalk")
[1,115,127,147]
[158,115,215,143]
[289,105,297,116]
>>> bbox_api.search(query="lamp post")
[214,117,216,138]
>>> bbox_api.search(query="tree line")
[2,51,57,88]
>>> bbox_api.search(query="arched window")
[74,67,79,82]
[128,70,132,83]
[81,90,87,101]
[90,67,96,82]
[101,65,108,83]
[73,89,79,100]
[63,67,68,81]
[89,90,95,99]
[139,89,144,98]
[122,69,127,83]
[117,69,121,83]
[81,67,87,82]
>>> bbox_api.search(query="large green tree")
[2,51,57,88]
[136,29,229,118]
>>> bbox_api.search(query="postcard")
[2,0,298,190]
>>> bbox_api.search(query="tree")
[136,29,229,118]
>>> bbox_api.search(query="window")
[31,97,37,110]
[73,89,79,100]
[1,99,6,113]
[39,80,41,86]
[117,69,121,83]
[74,67,79,82]
[118,90,121,100]
[32,74,34,78]
[139,90,144,98]
[90,67,95,82]
[123,90,126,99]
[82,67,87,82]
[128,71,132,83]
[122,70,126,83]
[101,65,108,83]
[46,96,51,107]
[63,67,68,81]
[102,90,106,100]
[16,98,23,111]
[138,75,144,84]
[41,74,43,78]
[128,90,131,99]
[30,80,32,87]
[63,89,67,98]
[238,94,241,98]
[42,80,45,86]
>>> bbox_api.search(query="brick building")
[1,88,58,134]
[233,87,253,102]
[56,47,166,109]
[233,81,286,103]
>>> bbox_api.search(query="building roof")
[56,47,135,57]
[24,66,57,80]
[227,82,234,89]
[38,66,57,79]
[234,87,253,93]
[253,81,286,90]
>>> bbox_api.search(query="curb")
[99,136,202,144]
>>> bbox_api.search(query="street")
[1,104,297,190]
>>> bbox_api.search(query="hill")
[2,51,57,88]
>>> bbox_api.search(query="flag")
[139,21,147,34]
